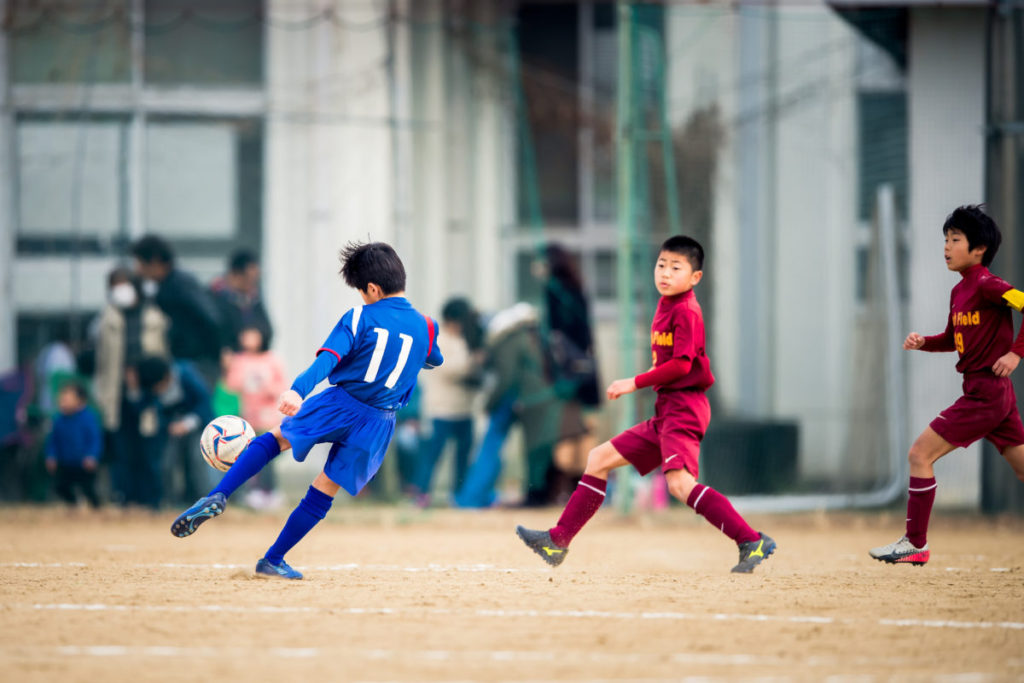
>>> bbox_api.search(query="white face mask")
[110,282,138,309]
[140,279,158,298]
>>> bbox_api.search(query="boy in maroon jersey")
[871,205,1024,566]
[516,236,776,573]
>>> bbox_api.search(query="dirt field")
[1,504,1022,682]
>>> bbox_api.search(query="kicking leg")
[870,427,955,565]
[515,441,627,566]
[256,471,340,580]
[171,428,290,538]
[668,469,774,573]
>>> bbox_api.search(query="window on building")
[516,2,580,225]
[513,2,621,312]
[144,0,264,85]
[9,1,131,84]
[16,115,129,251]
[857,92,907,222]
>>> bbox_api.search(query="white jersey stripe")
[350,306,363,336]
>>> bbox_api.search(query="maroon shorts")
[930,372,1024,453]
[611,390,710,477]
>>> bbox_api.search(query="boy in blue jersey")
[170,242,443,579]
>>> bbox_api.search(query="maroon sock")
[549,474,607,548]
[686,484,760,544]
[905,476,936,548]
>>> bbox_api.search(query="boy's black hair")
[131,235,175,266]
[137,356,171,393]
[659,235,704,271]
[228,249,258,274]
[942,205,1001,267]
[339,241,406,295]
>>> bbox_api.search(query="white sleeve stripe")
[579,481,606,497]
[351,306,363,336]
[908,484,937,492]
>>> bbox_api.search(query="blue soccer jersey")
[315,297,442,411]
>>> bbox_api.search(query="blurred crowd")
[0,240,603,511]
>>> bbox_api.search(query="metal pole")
[615,2,638,512]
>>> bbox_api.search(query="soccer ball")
[199,415,255,472]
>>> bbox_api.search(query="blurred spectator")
[137,356,214,506]
[0,365,39,501]
[44,381,102,508]
[536,244,601,501]
[211,248,274,353]
[33,334,77,416]
[131,235,225,388]
[91,266,170,508]
[414,297,484,507]
[223,325,287,509]
[455,303,580,508]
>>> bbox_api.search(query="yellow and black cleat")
[731,532,776,573]
[516,525,568,567]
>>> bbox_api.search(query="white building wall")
[907,7,988,507]
[265,1,396,381]
[665,8,742,412]
[772,12,859,480]
[669,7,861,480]
[265,0,510,384]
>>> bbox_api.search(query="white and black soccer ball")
[199,415,255,472]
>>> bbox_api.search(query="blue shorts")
[280,385,397,496]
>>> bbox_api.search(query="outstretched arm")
[279,351,338,416]
[916,315,955,352]
[607,357,693,400]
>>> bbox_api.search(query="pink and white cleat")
[869,536,929,566]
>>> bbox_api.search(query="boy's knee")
[583,444,619,478]
[665,470,697,502]
[907,443,932,469]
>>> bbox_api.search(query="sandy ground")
[1,504,1022,682]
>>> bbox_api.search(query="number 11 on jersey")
[363,327,413,389]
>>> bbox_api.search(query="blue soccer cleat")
[170,492,227,538]
[255,557,303,580]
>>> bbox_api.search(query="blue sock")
[211,432,281,499]
[264,486,333,564]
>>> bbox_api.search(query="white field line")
[17,602,1024,632]
[0,645,966,669]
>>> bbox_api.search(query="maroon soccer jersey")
[922,264,1024,373]
[646,289,714,392]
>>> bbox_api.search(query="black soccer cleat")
[731,532,776,573]
[171,492,227,538]
[516,525,568,567]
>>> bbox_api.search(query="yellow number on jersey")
[954,332,965,354]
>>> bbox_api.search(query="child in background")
[224,325,288,509]
[45,381,103,509]
[516,235,775,573]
